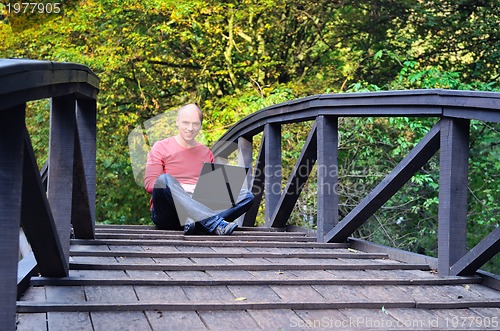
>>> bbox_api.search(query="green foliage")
[1,0,498,272]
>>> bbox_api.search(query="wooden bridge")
[1,59,499,330]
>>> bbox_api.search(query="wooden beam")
[69,250,388,259]
[242,135,265,226]
[0,104,24,331]
[0,59,99,112]
[444,107,500,123]
[349,237,439,270]
[21,128,67,276]
[450,226,500,276]
[71,99,96,239]
[325,122,441,243]
[31,276,477,287]
[264,124,282,226]
[438,117,470,276]
[18,228,31,259]
[236,136,253,226]
[71,238,350,249]
[16,301,419,314]
[211,90,500,157]
[17,252,38,298]
[269,122,317,228]
[68,261,430,272]
[238,136,253,190]
[47,95,76,267]
[317,116,339,242]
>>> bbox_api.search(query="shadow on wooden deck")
[17,225,500,330]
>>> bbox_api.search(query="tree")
[1,0,498,272]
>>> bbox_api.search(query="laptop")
[192,162,249,210]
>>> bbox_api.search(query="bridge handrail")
[213,89,500,156]
[211,89,500,278]
[0,58,99,330]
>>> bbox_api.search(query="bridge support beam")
[0,105,25,331]
[438,117,470,276]
[324,122,441,243]
[21,129,67,277]
[317,116,339,242]
[47,95,77,273]
[71,99,97,239]
[237,136,253,225]
[264,124,282,226]
[269,123,318,228]
[243,135,265,227]
[451,226,500,276]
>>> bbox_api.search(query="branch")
[148,60,200,69]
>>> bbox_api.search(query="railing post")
[438,117,470,276]
[47,95,77,273]
[243,135,266,227]
[0,105,25,331]
[72,98,97,239]
[238,136,253,190]
[237,136,253,225]
[264,124,282,226]
[317,116,339,242]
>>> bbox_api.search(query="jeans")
[151,174,254,233]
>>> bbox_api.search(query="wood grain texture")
[438,117,470,275]
[16,225,500,330]
[0,105,24,331]
[71,99,97,239]
[269,122,317,228]
[243,134,265,226]
[325,121,441,243]
[264,124,282,226]
[316,115,339,242]
[451,220,500,276]
[21,129,67,277]
[47,95,77,272]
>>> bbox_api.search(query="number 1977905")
[6,2,62,14]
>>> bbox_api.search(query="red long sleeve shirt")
[144,137,214,194]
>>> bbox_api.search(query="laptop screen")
[192,163,249,210]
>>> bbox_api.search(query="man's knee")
[154,173,175,189]
[240,191,255,209]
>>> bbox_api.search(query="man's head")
[176,103,203,146]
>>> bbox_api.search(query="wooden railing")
[0,59,99,329]
[2,59,499,329]
[212,90,500,278]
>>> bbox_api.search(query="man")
[144,103,254,235]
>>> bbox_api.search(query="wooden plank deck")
[17,225,500,330]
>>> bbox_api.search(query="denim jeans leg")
[217,191,255,222]
[151,175,183,230]
[196,190,255,233]
[152,173,219,230]
[197,216,224,233]
[152,175,255,233]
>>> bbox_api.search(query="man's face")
[176,107,202,144]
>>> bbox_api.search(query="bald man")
[144,103,254,235]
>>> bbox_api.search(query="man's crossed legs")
[151,174,254,235]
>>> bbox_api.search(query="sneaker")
[183,218,196,235]
[213,219,238,235]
